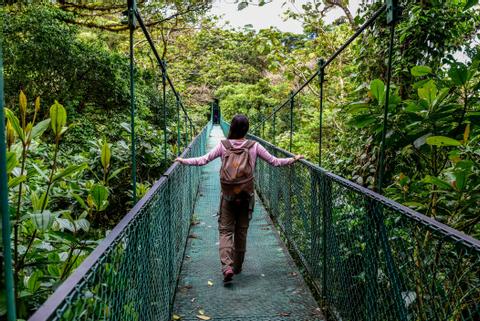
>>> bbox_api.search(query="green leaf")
[75,218,90,232]
[349,114,377,128]
[418,81,437,105]
[71,193,88,210]
[107,166,128,183]
[346,102,370,114]
[8,175,26,188]
[423,175,453,190]
[448,63,469,85]
[6,152,17,174]
[4,108,25,142]
[30,119,51,140]
[50,101,67,136]
[426,136,461,147]
[101,141,111,170]
[411,66,432,77]
[370,79,385,102]
[90,184,109,211]
[464,0,478,10]
[24,270,42,293]
[31,211,56,231]
[31,163,49,182]
[52,163,87,183]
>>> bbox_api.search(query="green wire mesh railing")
[221,119,480,321]
[28,123,211,321]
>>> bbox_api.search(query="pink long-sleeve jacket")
[181,139,295,169]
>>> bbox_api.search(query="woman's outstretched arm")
[175,142,222,166]
[256,143,303,166]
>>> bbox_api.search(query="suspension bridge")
[0,1,479,320]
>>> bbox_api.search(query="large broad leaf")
[31,210,56,231]
[370,79,385,103]
[423,175,453,190]
[452,160,474,191]
[90,184,109,211]
[30,119,51,140]
[50,101,67,136]
[24,270,42,293]
[418,81,437,105]
[426,136,461,147]
[411,66,432,77]
[55,218,75,232]
[4,108,25,142]
[448,63,470,86]
[52,163,87,183]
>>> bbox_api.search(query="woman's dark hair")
[227,114,249,139]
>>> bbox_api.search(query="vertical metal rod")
[185,114,189,146]
[289,90,294,152]
[0,33,17,321]
[261,116,265,138]
[176,97,181,155]
[376,24,395,193]
[128,0,137,203]
[162,61,168,163]
[318,58,325,166]
[272,112,276,145]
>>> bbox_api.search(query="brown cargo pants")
[218,193,255,272]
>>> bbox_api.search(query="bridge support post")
[184,113,188,147]
[272,112,276,145]
[128,0,137,202]
[317,58,325,166]
[289,91,294,152]
[0,28,17,321]
[176,97,181,155]
[162,61,168,163]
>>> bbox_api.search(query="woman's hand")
[175,157,185,164]
[293,155,304,161]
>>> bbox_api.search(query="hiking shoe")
[223,267,234,282]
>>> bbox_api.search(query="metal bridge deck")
[172,125,324,321]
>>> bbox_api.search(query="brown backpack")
[220,139,256,197]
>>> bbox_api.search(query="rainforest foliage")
[0,0,479,318]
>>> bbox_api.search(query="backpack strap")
[243,140,256,149]
[221,139,233,150]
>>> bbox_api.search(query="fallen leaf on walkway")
[261,274,265,277]
[188,234,199,239]
[288,272,298,277]
[196,315,211,320]
[279,312,291,317]
[191,297,196,303]
[172,314,182,320]
[207,280,213,287]
[198,309,205,315]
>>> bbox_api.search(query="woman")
[176,114,303,282]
